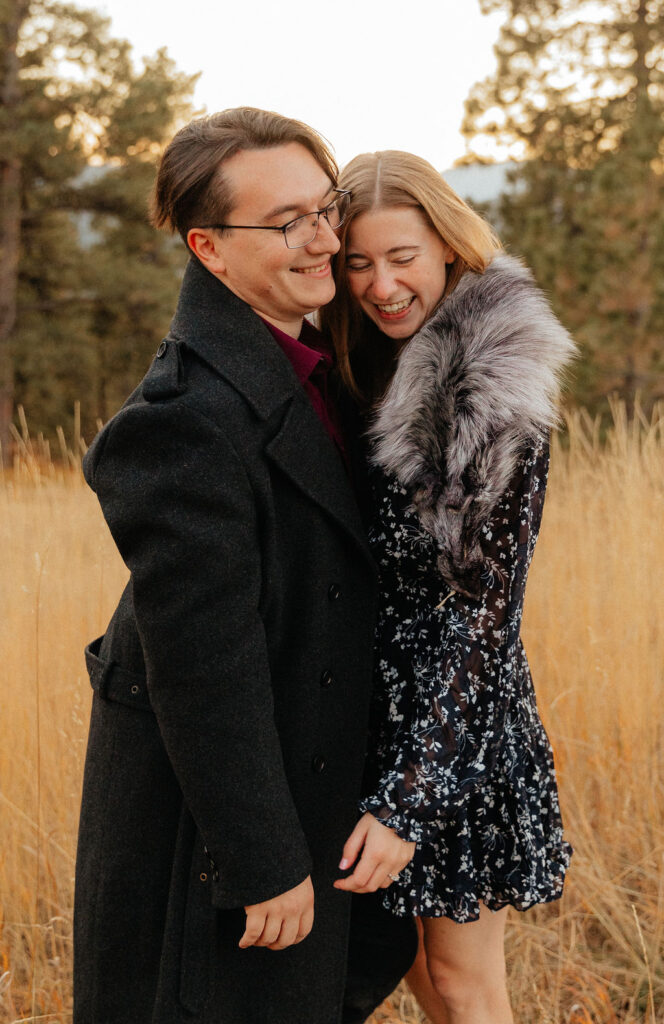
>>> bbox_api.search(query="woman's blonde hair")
[321,150,501,405]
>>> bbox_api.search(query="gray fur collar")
[368,254,576,598]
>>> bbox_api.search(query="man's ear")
[187,228,227,275]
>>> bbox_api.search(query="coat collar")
[368,254,577,597]
[168,258,376,572]
[168,257,301,421]
[369,255,576,490]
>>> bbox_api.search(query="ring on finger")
[388,873,400,882]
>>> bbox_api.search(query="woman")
[322,151,574,1024]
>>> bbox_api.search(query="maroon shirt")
[261,317,348,466]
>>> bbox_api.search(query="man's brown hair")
[151,106,338,243]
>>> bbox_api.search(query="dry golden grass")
[1,401,662,1023]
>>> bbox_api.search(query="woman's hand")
[333,812,415,893]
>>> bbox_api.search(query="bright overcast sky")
[95,0,504,171]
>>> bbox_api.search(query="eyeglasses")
[203,189,352,249]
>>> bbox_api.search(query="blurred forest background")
[1,0,663,457]
[1,2,663,1022]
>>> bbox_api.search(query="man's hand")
[239,876,314,951]
[333,812,415,893]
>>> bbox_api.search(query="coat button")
[212,869,219,882]
[312,755,326,773]
[156,341,167,358]
[320,670,333,688]
[328,584,341,601]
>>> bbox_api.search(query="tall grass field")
[1,403,662,1023]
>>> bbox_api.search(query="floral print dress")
[359,437,572,921]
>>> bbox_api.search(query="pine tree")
[0,0,30,460]
[0,0,198,455]
[463,0,664,412]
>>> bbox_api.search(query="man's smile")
[291,262,331,275]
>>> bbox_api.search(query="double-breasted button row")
[320,670,333,688]
[328,583,341,601]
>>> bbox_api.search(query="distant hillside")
[442,162,521,205]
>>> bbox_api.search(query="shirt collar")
[260,317,332,386]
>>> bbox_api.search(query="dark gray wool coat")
[74,257,416,1024]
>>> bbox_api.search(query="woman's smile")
[374,296,416,318]
[345,206,456,340]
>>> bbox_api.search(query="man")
[74,107,416,1024]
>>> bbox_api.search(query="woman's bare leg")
[404,918,450,1024]
[407,906,513,1024]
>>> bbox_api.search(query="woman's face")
[345,206,456,341]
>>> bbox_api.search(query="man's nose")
[306,214,341,254]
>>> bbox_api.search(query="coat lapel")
[169,259,297,420]
[265,392,375,568]
[169,259,375,570]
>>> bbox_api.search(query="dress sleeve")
[359,437,549,843]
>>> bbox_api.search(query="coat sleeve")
[85,399,313,907]
[358,438,549,843]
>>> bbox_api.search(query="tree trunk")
[0,0,29,465]
[96,330,108,425]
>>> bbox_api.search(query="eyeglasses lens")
[284,193,350,248]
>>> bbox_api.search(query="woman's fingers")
[338,855,378,891]
[338,817,370,870]
[359,863,395,893]
[335,837,381,891]
[340,860,401,893]
[335,849,402,893]
[335,841,412,892]
[336,812,417,891]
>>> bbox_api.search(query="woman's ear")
[444,246,457,265]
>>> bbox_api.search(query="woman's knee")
[426,958,471,1010]
[426,952,507,1012]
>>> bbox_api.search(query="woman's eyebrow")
[386,244,421,255]
[347,244,421,258]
